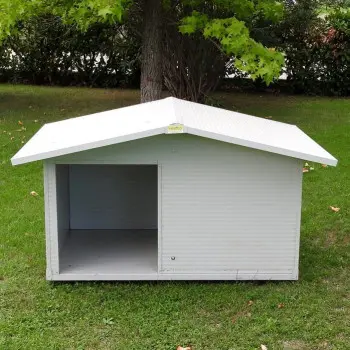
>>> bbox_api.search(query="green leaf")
[98,7,113,19]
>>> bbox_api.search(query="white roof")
[11,97,337,166]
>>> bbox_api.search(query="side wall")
[44,163,70,278]
[56,165,70,252]
[53,134,303,280]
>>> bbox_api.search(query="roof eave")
[187,127,338,166]
[11,127,166,166]
[11,123,338,167]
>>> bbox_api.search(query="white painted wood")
[293,162,304,279]
[50,134,302,280]
[11,97,337,166]
[43,162,59,277]
[68,165,157,230]
[52,273,296,281]
[157,164,162,273]
[56,164,70,252]
[59,230,158,274]
[43,162,52,279]
[158,137,300,276]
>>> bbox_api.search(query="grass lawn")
[0,85,349,350]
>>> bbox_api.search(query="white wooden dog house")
[11,97,337,281]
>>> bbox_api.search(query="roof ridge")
[162,97,181,124]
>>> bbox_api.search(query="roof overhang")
[11,97,338,167]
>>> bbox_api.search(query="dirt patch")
[317,340,332,349]
[343,234,350,246]
[324,230,337,247]
[283,340,308,349]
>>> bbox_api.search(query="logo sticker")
[167,123,184,134]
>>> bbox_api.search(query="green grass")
[0,85,349,350]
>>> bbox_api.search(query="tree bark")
[140,0,163,103]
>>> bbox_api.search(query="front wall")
[54,134,303,279]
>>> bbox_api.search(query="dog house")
[11,97,337,281]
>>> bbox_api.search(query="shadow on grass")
[299,237,347,281]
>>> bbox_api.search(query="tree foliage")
[0,0,285,92]
[0,15,140,87]
[178,1,284,84]
[162,2,228,102]
[274,0,350,95]
[1,0,349,97]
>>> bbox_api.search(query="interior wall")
[56,164,70,252]
[69,165,157,230]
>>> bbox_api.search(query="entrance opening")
[55,164,158,275]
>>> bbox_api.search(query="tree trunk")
[140,0,163,103]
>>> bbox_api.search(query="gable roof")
[11,97,337,166]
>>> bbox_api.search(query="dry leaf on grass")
[15,127,26,132]
[277,303,285,309]
[261,345,268,350]
[304,163,315,171]
[177,346,192,350]
[18,120,23,126]
[248,300,254,306]
[30,191,39,197]
[330,206,340,212]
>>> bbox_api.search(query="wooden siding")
[44,162,59,278]
[51,134,303,280]
[55,164,70,254]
